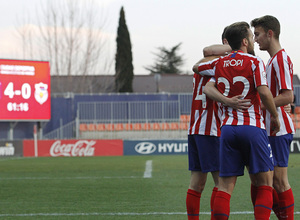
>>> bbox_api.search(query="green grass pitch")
[0,154,299,219]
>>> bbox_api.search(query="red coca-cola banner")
[23,139,123,157]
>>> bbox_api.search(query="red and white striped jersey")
[188,73,221,136]
[264,49,295,136]
[198,50,267,129]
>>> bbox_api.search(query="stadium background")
[1,74,300,157]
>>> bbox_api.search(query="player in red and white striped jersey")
[198,51,268,129]
[189,71,222,136]
[186,28,252,220]
[186,59,221,220]
[251,15,294,220]
[263,50,295,136]
[197,21,280,220]
[186,27,227,219]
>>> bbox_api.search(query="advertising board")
[290,138,300,153]
[0,141,23,157]
[23,139,123,157]
[123,140,188,155]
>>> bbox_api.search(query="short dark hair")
[225,22,250,50]
[251,15,280,39]
[221,26,228,41]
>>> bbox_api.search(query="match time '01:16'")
[7,102,29,112]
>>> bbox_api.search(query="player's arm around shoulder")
[203,44,231,57]
[192,56,220,74]
[193,44,231,74]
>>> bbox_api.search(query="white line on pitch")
[0,176,140,180]
[0,157,32,162]
[143,160,152,178]
[1,211,299,217]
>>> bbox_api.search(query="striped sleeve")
[197,58,219,76]
[274,51,293,90]
[252,57,267,88]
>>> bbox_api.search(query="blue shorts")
[188,135,219,173]
[219,125,274,177]
[269,134,293,167]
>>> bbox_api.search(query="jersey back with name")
[210,51,267,128]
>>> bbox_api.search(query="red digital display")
[0,59,50,121]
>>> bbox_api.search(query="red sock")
[251,184,258,207]
[186,189,201,220]
[213,191,231,220]
[278,188,294,220]
[210,187,218,220]
[254,185,273,220]
[272,188,281,219]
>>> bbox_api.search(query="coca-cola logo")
[50,140,96,157]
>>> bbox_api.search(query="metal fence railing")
[43,120,77,140]
[76,100,189,140]
[77,100,182,124]
[42,97,192,140]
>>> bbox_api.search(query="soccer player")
[186,57,221,220]
[196,21,280,220]
[251,15,295,219]
[186,28,251,220]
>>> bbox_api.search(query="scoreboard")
[0,59,51,121]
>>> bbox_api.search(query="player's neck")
[267,40,282,57]
[240,45,247,53]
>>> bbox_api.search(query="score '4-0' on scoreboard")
[0,59,50,121]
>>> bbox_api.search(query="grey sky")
[1,0,299,77]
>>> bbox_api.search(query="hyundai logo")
[135,142,156,154]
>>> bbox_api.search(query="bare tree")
[16,0,114,93]
[16,15,35,60]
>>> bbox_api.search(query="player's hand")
[270,116,280,136]
[283,104,291,115]
[224,95,251,112]
[260,102,266,110]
